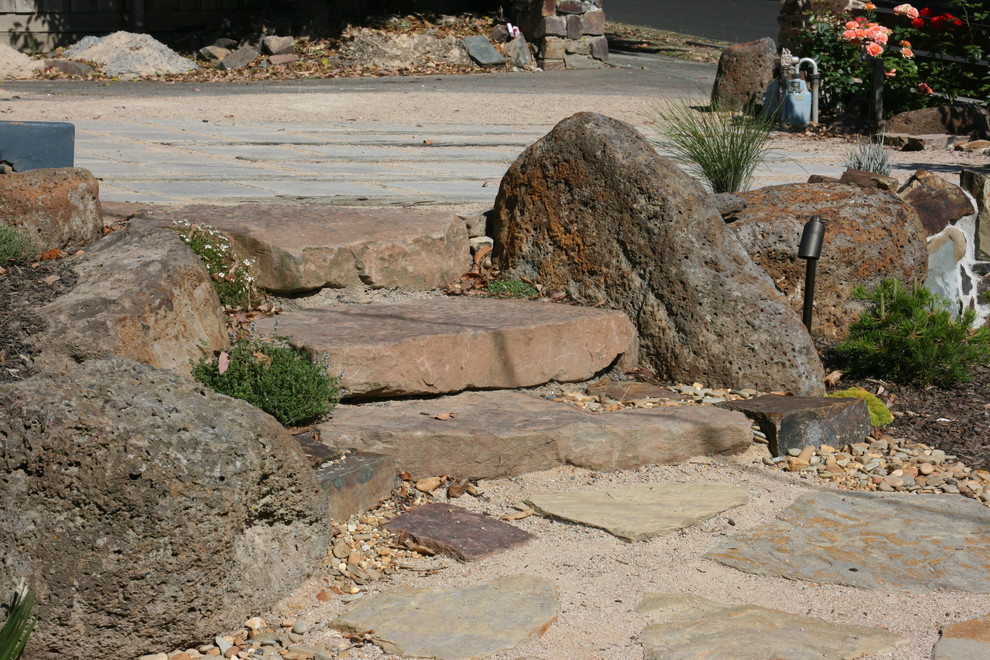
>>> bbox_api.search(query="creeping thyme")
[172,220,259,308]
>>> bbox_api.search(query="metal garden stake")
[798,215,826,331]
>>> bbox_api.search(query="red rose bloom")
[931,14,946,27]
[911,17,925,27]
[920,7,932,16]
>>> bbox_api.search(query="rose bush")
[791,0,988,119]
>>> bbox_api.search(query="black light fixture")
[798,215,826,331]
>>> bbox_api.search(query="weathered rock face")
[0,358,330,659]
[885,103,990,138]
[897,169,975,235]
[491,112,823,395]
[730,182,927,339]
[29,223,229,377]
[0,167,104,249]
[711,37,776,111]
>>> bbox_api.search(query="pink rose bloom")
[841,29,859,41]
[901,46,914,58]
[865,42,884,57]
[870,30,889,45]
[919,82,934,94]
[885,68,897,77]
[845,20,859,29]
[894,4,919,19]
[855,29,867,39]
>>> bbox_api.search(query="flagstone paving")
[933,613,990,660]
[524,482,750,541]
[708,489,990,592]
[331,575,558,660]
[636,593,905,660]
[385,503,534,561]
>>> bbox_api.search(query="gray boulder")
[491,112,823,395]
[29,223,229,377]
[0,358,330,659]
[711,37,776,111]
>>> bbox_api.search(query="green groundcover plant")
[172,220,258,309]
[192,333,340,426]
[0,580,37,660]
[486,278,538,298]
[835,279,990,388]
[791,1,989,118]
[0,226,39,264]
[651,99,775,193]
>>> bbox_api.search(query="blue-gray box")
[0,120,74,171]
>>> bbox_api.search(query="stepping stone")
[717,394,870,456]
[134,204,468,294]
[636,593,904,660]
[933,613,990,660]
[385,503,534,561]
[708,490,990,592]
[261,299,636,398]
[318,390,752,479]
[524,482,749,541]
[332,574,558,660]
[306,448,395,522]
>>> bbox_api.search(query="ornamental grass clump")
[845,136,893,175]
[0,226,39,264]
[835,279,990,388]
[651,99,775,193]
[192,333,340,426]
[0,580,37,660]
[172,220,258,309]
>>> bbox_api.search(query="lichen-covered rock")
[0,167,104,249]
[29,223,229,377]
[711,37,776,111]
[0,358,330,659]
[491,112,823,395]
[730,182,927,339]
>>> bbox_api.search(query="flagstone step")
[134,203,469,294]
[256,298,637,399]
[316,390,752,479]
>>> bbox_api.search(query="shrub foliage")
[835,279,990,388]
[192,334,340,426]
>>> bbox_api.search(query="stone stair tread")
[133,203,468,293]
[256,298,636,398]
[316,389,752,479]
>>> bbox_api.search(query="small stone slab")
[462,36,506,67]
[934,613,990,660]
[318,390,752,479]
[135,205,468,294]
[309,450,395,522]
[0,120,74,171]
[716,394,869,456]
[219,46,259,70]
[262,299,636,398]
[332,574,558,660]
[525,483,749,541]
[637,593,904,660]
[385,503,534,561]
[708,490,990,592]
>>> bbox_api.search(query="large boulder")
[28,223,229,377]
[897,169,975,235]
[491,112,823,395]
[885,104,990,139]
[730,182,927,339]
[0,167,104,249]
[711,37,776,111]
[0,358,330,659]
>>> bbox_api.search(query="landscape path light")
[798,215,827,332]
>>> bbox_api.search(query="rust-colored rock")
[839,168,898,191]
[492,112,823,395]
[897,169,976,235]
[0,167,104,249]
[29,223,228,377]
[317,390,753,479]
[136,204,469,294]
[255,298,637,398]
[711,38,776,111]
[731,182,927,339]
[386,503,534,561]
[885,103,990,138]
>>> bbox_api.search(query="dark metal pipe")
[803,259,818,331]
[798,215,826,332]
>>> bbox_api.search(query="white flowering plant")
[173,220,258,309]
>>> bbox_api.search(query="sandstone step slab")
[385,503,534,561]
[525,482,749,541]
[316,390,752,479]
[259,299,637,398]
[637,593,904,659]
[332,575,558,660]
[933,613,990,660]
[134,204,469,294]
[716,395,870,457]
[708,490,990,592]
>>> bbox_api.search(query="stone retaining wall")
[515,0,608,70]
